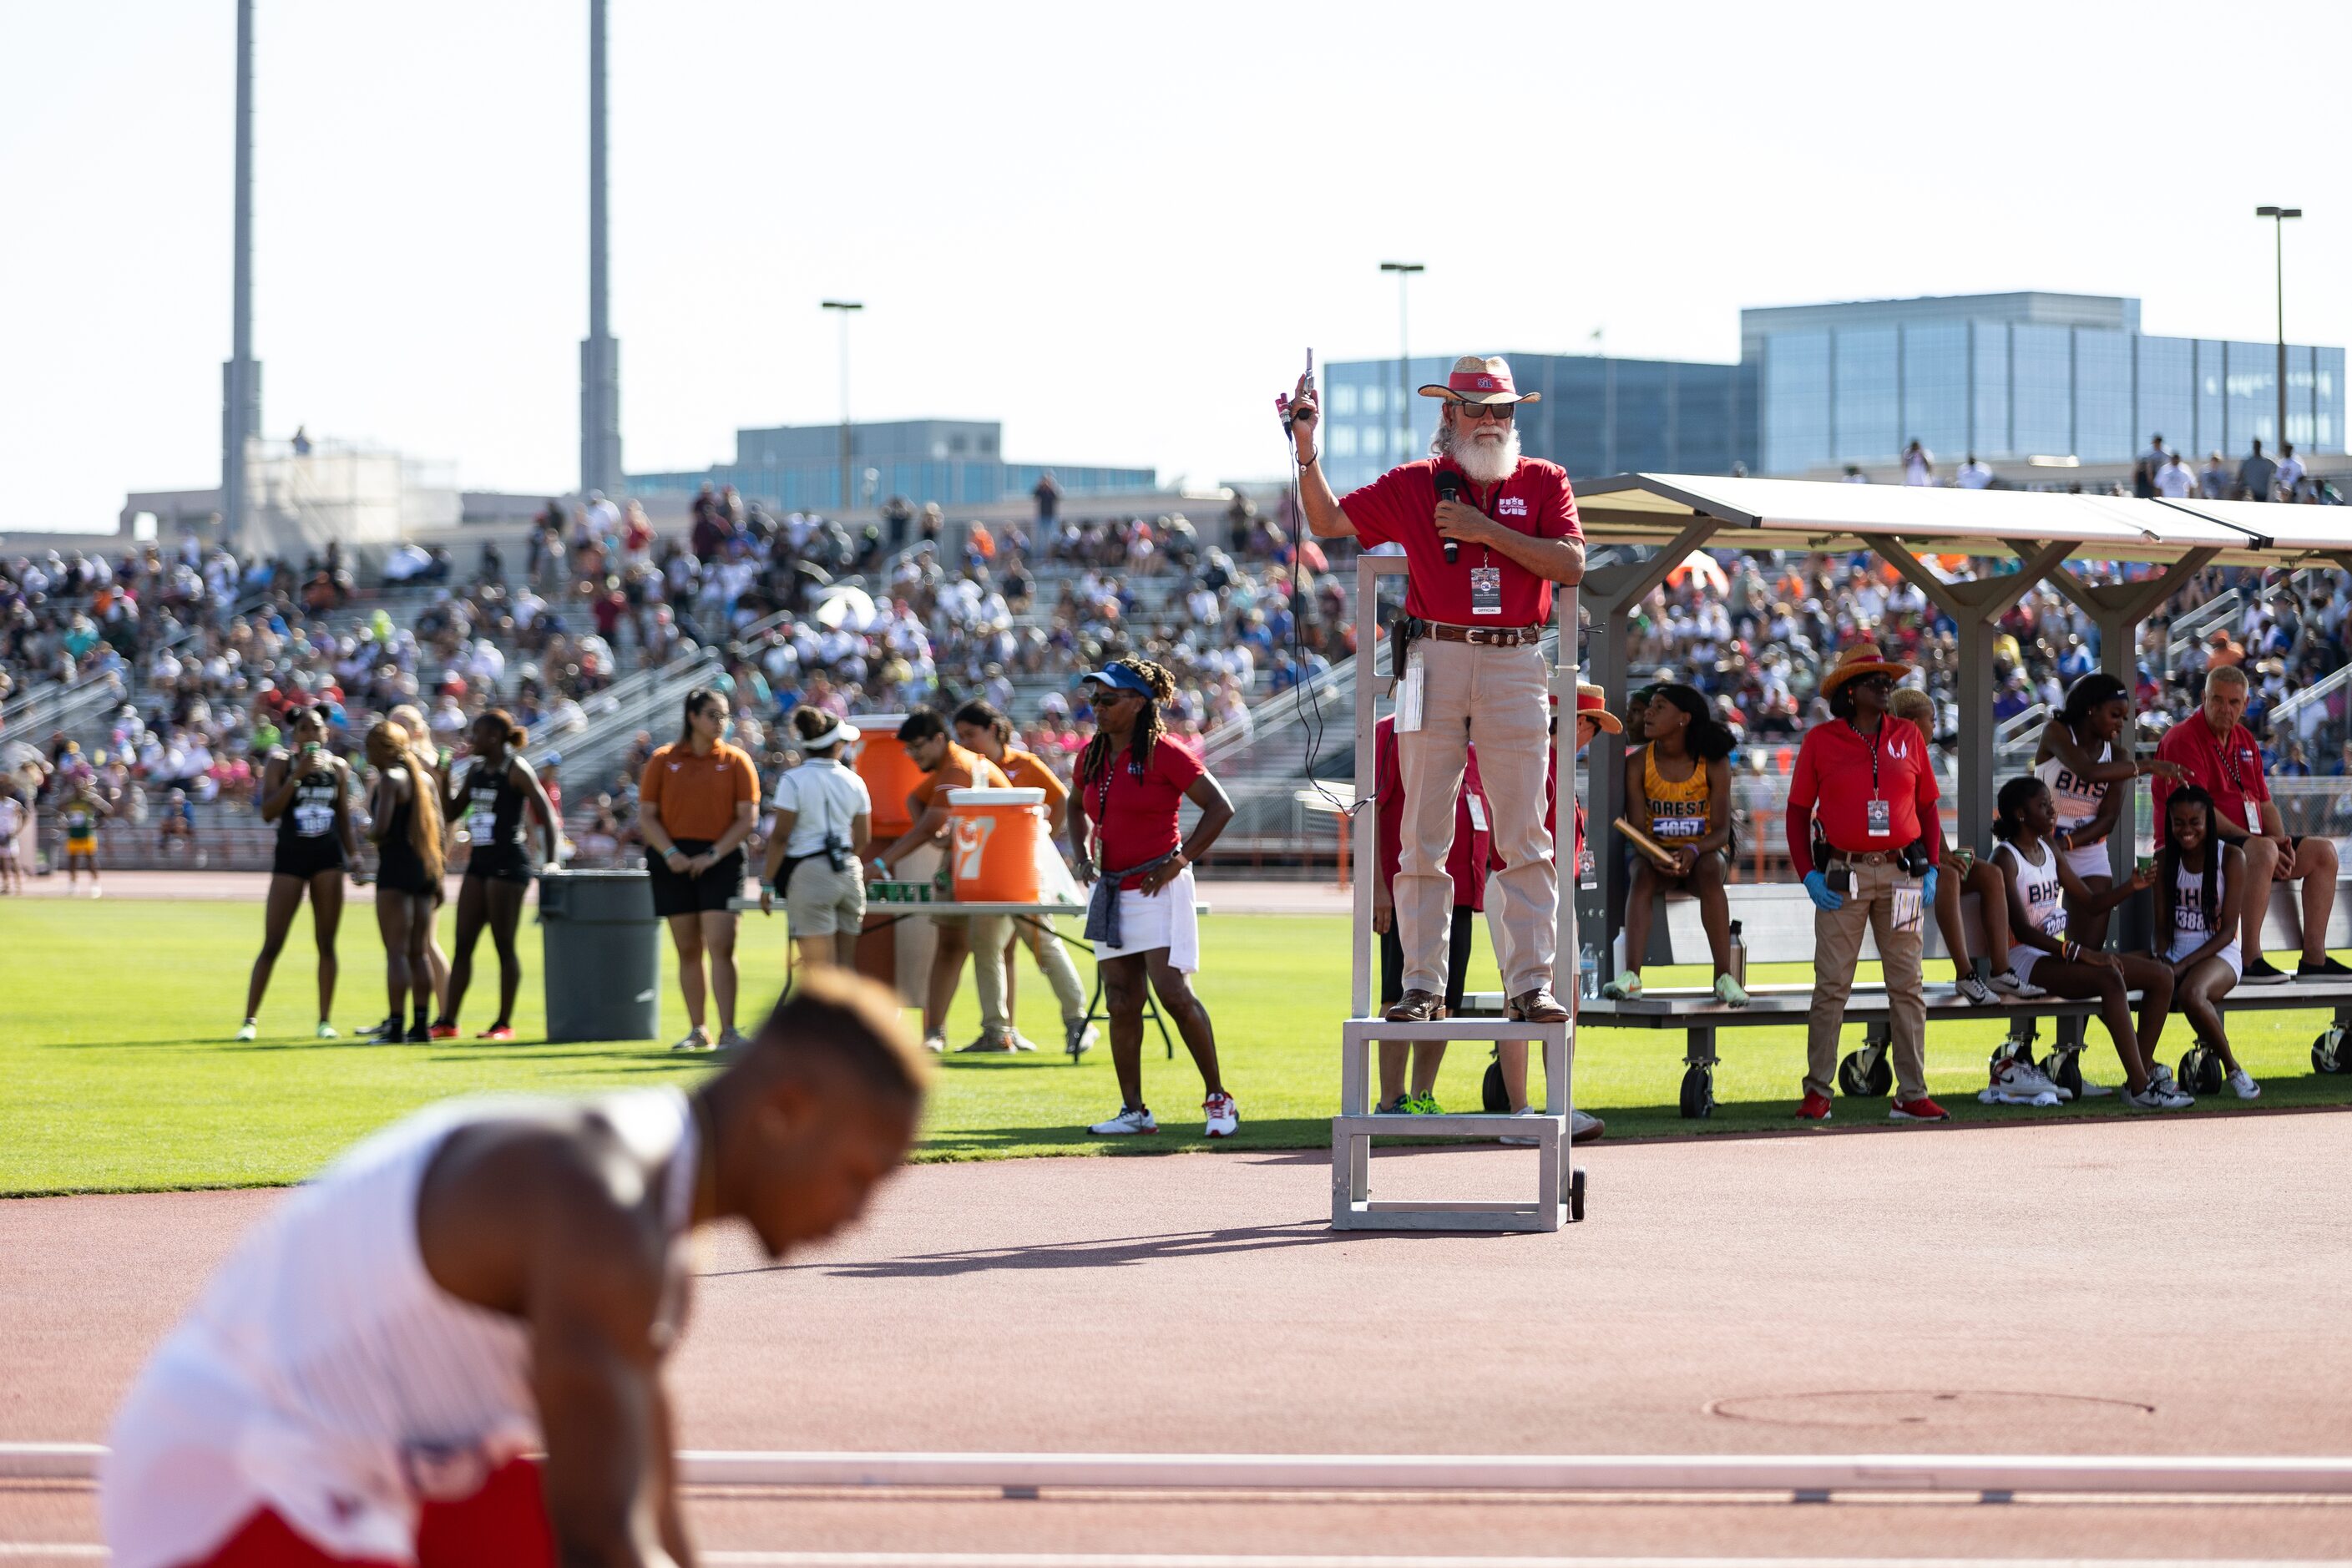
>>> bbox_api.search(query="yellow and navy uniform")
[1642,746,1713,845]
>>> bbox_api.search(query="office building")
[630,418,1156,513]
[1318,354,1758,493]
[1748,292,2345,477]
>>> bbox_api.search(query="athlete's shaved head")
[751,968,930,1107]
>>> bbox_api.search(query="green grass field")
[3,898,2349,1195]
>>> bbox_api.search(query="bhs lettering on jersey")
[1497,497,1530,518]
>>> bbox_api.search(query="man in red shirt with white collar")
[2153,662,2344,983]
[1284,356,1585,1025]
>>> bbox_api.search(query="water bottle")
[1579,942,1600,1000]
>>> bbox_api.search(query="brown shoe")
[1509,987,1571,1024]
[1383,989,1446,1023]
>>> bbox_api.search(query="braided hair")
[2158,783,2222,943]
[1079,657,1176,792]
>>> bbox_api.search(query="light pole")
[2256,205,2302,455]
[821,300,863,514]
[1380,262,1424,465]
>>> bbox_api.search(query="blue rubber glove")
[1921,867,1939,908]
[1803,869,1844,912]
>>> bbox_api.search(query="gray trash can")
[538,870,662,1042]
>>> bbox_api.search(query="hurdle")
[1330,557,1582,1232]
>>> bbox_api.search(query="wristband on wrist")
[1295,449,1318,468]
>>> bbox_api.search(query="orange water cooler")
[944,787,1048,903]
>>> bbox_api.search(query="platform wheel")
[2314,1028,2351,1075]
[2046,1048,2083,1099]
[1993,1035,2038,1070]
[2178,1044,2225,1097]
[1678,1063,1715,1119]
[1569,1166,1587,1223]
[1838,1048,1892,1097]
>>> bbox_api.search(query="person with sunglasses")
[1280,354,1585,1030]
[1785,642,1947,1125]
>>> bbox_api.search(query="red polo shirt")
[1785,716,1940,874]
[2153,714,2269,837]
[1081,735,1205,889]
[1373,716,1491,910]
[1341,455,1581,626]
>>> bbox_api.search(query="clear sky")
[4,0,2347,534]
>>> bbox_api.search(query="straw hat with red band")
[1818,640,1915,696]
[1547,683,1622,732]
[1418,354,1542,406]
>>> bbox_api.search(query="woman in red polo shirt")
[1785,643,1945,1125]
[1070,658,1237,1140]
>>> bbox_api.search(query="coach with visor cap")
[1282,355,1585,1024]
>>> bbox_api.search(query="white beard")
[1442,422,1520,486]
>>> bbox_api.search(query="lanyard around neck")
[1844,719,1883,797]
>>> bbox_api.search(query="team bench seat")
[1455,880,2352,1116]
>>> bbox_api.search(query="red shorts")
[184,1459,554,1568]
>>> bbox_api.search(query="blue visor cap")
[1079,665,1155,697]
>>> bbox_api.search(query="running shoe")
[2296,955,2352,978]
[1404,1092,1444,1115]
[2243,955,2293,985]
[478,1024,515,1042]
[1571,1108,1606,1144]
[2228,1067,2262,1100]
[2126,1078,2195,1110]
[2148,1061,2177,1090]
[358,1019,400,1042]
[716,1027,751,1051]
[1600,973,1644,1001]
[428,1023,458,1040]
[1795,1090,1833,1122]
[1990,969,2047,999]
[1374,1097,1413,1115]
[1983,1058,2059,1106]
[1499,1107,1544,1146]
[1889,1095,1950,1123]
[1088,1105,1157,1136]
[1714,973,1751,1008]
[314,1022,338,1040]
[957,1032,1015,1053]
[234,1020,259,1042]
[1954,974,2000,1007]
[1202,1092,1240,1138]
[1065,1021,1100,1057]
[1006,1031,1043,1053]
[922,1031,948,1055]
[404,1022,432,1044]
[670,1028,711,1053]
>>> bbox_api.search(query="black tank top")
[377,787,426,882]
[463,756,529,849]
[278,757,341,848]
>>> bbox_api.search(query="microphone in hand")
[1435,471,1462,565]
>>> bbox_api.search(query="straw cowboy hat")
[1419,354,1541,405]
[1819,640,1915,696]
[1572,683,1622,733]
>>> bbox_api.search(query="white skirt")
[1093,865,1200,973]
[2166,931,2243,980]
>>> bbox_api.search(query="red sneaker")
[1795,1090,1833,1122]
[428,1024,458,1040]
[1889,1095,1950,1122]
[478,1024,516,1042]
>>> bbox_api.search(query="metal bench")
[1467,879,2352,1117]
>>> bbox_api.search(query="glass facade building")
[630,419,1156,512]
[1318,353,1759,493]
[1748,293,2344,476]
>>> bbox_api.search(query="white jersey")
[2034,730,2111,831]
[102,1089,696,1568]
[2170,853,2225,943]
[1995,837,2066,942]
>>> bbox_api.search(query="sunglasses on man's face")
[1454,402,1515,422]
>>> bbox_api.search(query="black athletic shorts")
[1379,904,1474,1014]
[649,837,745,918]
[465,842,534,885]
[271,837,346,882]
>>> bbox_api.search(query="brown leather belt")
[1422,621,1544,647]
[1826,848,1900,866]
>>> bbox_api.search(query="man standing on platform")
[1283,355,1585,1024]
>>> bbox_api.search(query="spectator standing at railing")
[2152,662,2345,983]
[1786,643,1947,1125]
[2239,441,2279,504]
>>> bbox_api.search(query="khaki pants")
[972,914,1088,1035]
[1804,857,1929,1103]
[1396,637,1555,997]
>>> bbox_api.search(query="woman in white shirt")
[2154,785,2260,1099]
[760,706,873,974]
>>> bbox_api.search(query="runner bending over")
[2156,785,2260,1100]
[238,706,361,1041]
[1990,776,2184,1108]
[103,970,923,1568]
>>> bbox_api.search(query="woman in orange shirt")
[640,687,762,1052]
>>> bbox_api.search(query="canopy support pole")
[1863,536,2074,856]
[1580,519,1721,980]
